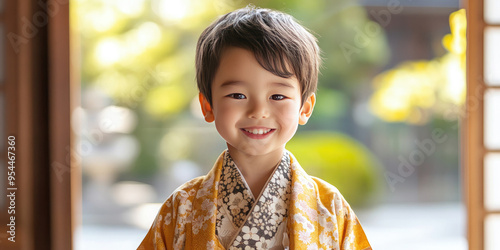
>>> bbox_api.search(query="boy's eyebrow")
[220,80,243,88]
[219,80,295,88]
[271,81,295,88]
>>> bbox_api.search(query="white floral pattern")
[138,150,372,250]
[216,151,292,249]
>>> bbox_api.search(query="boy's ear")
[299,93,315,125]
[199,93,214,123]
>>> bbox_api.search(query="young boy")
[139,6,371,250]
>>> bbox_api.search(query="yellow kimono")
[138,150,371,250]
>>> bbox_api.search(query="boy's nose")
[248,100,269,119]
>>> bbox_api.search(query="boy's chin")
[226,144,286,157]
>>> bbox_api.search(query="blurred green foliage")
[287,131,382,207]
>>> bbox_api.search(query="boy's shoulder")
[290,154,342,197]
[308,175,354,213]
[172,175,207,194]
[167,151,225,202]
[310,176,341,194]
[289,151,347,204]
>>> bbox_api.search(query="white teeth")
[245,129,271,135]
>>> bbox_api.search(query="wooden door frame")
[48,0,74,249]
[1,0,74,249]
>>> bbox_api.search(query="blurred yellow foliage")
[144,85,188,118]
[369,9,466,125]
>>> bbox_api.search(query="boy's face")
[200,47,315,158]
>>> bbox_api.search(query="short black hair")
[196,6,321,106]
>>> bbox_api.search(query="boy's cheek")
[214,104,238,118]
[278,105,301,120]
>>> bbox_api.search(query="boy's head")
[196,6,321,107]
[196,6,321,157]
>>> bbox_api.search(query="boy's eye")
[227,93,246,99]
[270,94,286,101]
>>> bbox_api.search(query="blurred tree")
[369,9,466,125]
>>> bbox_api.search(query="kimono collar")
[217,150,292,249]
[189,149,322,249]
[221,150,291,199]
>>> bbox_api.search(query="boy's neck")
[226,145,285,198]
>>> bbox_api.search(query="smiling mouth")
[242,128,274,135]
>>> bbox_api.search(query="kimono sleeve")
[314,176,372,250]
[137,196,174,250]
[336,194,371,250]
